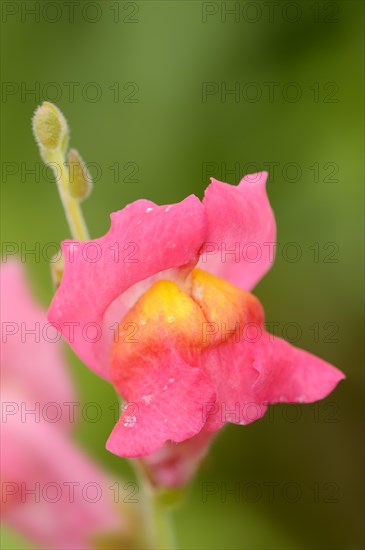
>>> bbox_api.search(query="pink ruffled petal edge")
[199,173,276,291]
[106,352,216,458]
[199,330,344,432]
[253,333,345,404]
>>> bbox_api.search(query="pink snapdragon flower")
[0,260,122,549]
[48,173,344,463]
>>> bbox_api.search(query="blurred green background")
[1,1,363,548]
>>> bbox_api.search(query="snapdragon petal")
[1,260,74,410]
[48,196,206,379]
[200,173,276,290]
[253,333,345,404]
[106,279,216,457]
[141,432,216,488]
[106,354,215,457]
[3,407,119,550]
[200,332,344,432]
[189,269,344,430]
[200,339,267,431]
[1,260,121,548]
[190,268,266,431]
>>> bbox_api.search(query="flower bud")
[32,102,68,152]
[67,148,93,200]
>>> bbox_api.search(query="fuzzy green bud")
[67,148,93,200]
[32,102,68,152]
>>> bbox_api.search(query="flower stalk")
[47,148,90,241]
[133,460,177,550]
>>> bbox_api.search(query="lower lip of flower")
[109,268,263,393]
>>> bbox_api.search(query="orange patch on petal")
[190,268,264,345]
[109,270,264,389]
[109,280,207,392]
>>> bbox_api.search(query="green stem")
[132,460,177,550]
[48,151,90,241]
[148,487,176,550]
